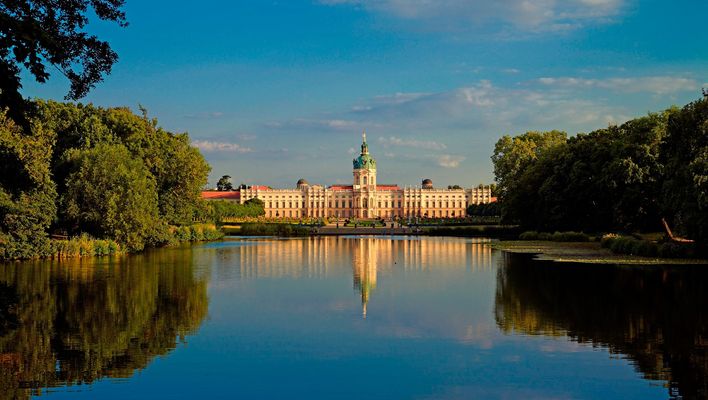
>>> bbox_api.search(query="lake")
[0,236,706,399]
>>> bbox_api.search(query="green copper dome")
[353,131,376,170]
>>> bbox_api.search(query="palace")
[204,132,494,219]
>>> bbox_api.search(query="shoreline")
[492,241,708,265]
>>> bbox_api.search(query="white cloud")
[320,0,625,33]
[264,118,382,132]
[437,155,465,168]
[192,140,253,153]
[378,136,448,150]
[348,80,627,130]
[537,76,700,95]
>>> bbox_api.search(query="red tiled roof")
[329,185,353,190]
[247,185,271,191]
[490,197,498,203]
[201,191,240,200]
[376,184,400,190]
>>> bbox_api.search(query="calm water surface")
[0,236,706,399]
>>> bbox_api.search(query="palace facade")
[206,133,494,219]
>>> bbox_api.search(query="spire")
[360,129,369,155]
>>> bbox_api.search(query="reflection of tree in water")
[0,249,208,399]
[494,253,708,399]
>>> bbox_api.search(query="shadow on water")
[495,253,708,399]
[0,247,208,400]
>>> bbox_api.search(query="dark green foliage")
[62,143,163,252]
[39,101,211,227]
[170,224,224,244]
[0,113,57,259]
[661,97,708,247]
[209,200,265,222]
[238,223,310,237]
[493,96,708,249]
[600,235,694,258]
[519,231,590,242]
[217,175,233,191]
[0,100,215,259]
[467,202,500,217]
[425,225,521,238]
[0,0,127,131]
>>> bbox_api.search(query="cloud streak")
[437,155,465,168]
[537,76,700,95]
[192,140,253,153]
[320,0,625,33]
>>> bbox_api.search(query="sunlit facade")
[237,132,494,219]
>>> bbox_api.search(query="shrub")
[169,223,224,243]
[658,242,694,259]
[44,234,122,259]
[519,231,539,240]
[238,223,309,237]
[519,230,589,242]
[602,234,695,258]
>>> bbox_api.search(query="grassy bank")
[424,225,521,239]
[168,223,225,244]
[600,234,698,259]
[223,223,310,237]
[493,240,708,265]
[1,224,224,261]
[47,235,123,259]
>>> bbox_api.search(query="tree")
[447,185,463,189]
[36,100,211,226]
[62,143,162,251]
[217,175,233,191]
[491,130,567,222]
[491,130,567,199]
[662,97,708,246]
[0,0,127,130]
[0,111,57,259]
[244,197,264,208]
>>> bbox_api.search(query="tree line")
[0,100,215,258]
[492,95,708,249]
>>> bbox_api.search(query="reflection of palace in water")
[216,236,493,316]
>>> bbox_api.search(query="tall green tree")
[62,143,162,251]
[0,0,127,131]
[491,130,567,222]
[0,112,57,259]
[37,100,210,227]
[491,130,567,198]
[662,97,708,245]
[217,175,233,191]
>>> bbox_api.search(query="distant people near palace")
[202,133,495,219]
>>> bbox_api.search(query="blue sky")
[23,0,708,188]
